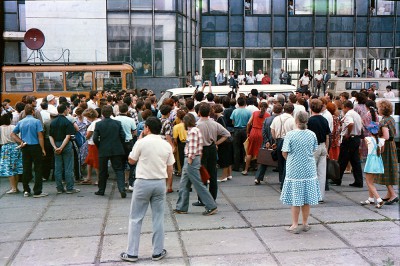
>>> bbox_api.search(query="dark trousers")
[277,139,286,189]
[72,141,81,181]
[232,128,247,171]
[42,138,54,180]
[123,140,135,186]
[255,164,267,182]
[201,144,218,200]
[98,155,126,193]
[338,136,363,186]
[177,140,186,173]
[22,144,44,195]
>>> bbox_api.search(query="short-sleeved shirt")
[173,123,187,142]
[129,134,175,180]
[113,115,137,141]
[160,118,173,140]
[197,117,231,146]
[270,113,296,139]
[340,109,362,138]
[230,107,252,128]
[50,115,75,142]
[87,119,101,145]
[13,115,43,145]
[307,115,331,144]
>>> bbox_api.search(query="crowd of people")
[0,83,398,260]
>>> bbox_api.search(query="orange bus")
[1,62,135,104]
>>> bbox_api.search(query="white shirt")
[292,104,306,118]
[374,70,381,78]
[194,74,202,86]
[340,109,363,140]
[246,105,259,113]
[246,75,256,84]
[299,75,310,86]
[321,109,333,132]
[129,134,175,180]
[87,118,101,145]
[314,73,323,81]
[384,91,395,98]
[255,73,263,82]
[87,100,98,110]
[270,113,296,139]
[365,137,385,155]
[47,104,58,116]
[237,74,246,85]
[40,110,51,124]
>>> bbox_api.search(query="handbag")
[326,158,340,181]
[257,148,278,167]
[199,165,210,183]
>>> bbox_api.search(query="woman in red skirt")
[81,108,100,185]
[242,102,270,175]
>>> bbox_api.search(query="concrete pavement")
[0,168,399,266]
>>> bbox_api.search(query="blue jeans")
[54,141,75,191]
[176,156,217,212]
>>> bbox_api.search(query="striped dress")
[375,116,399,185]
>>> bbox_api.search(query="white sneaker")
[24,191,31,197]
[128,186,134,192]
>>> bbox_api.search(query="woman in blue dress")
[280,111,322,234]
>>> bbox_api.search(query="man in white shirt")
[87,91,100,109]
[246,71,256,84]
[255,69,263,84]
[121,117,175,262]
[270,103,295,189]
[46,94,58,116]
[332,101,364,188]
[374,67,381,78]
[314,70,323,96]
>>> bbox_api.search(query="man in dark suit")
[93,105,127,198]
[322,69,331,96]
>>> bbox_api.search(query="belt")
[125,139,133,143]
[234,127,246,130]
[350,135,361,138]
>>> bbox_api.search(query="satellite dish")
[24,28,45,50]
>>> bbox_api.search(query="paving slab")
[104,214,176,235]
[357,247,400,266]
[167,194,237,213]
[11,236,100,265]
[181,228,265,256]
[0,241,20,265]
[232,196,284,211]
[242,209,320,227]
[0,207,44,223]
[0,195,49,208]
[174,211,248,231]
[42,204,107,221]
[51,191,110,206]
[101,232,183,262]
[313,191,357,208]
[256,224,348,252]
[328,221,400,247]
[28,218,103,240]
[100,258,185,265]
[311,206,385,223]
[274,248,368,266]
[189,253,278,266]
[0,222,34,243]
[219,185,280,198]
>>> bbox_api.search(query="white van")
[326,77,399,97]
[157,84,296,108]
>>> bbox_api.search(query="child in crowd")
[360,121,385,208]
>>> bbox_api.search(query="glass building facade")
[3,0,400,89]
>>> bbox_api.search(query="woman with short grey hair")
[280,111,322,234]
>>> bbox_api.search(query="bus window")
[5,72,33,92]
[364,82,378,90]
[345,82,362,90]
[96,71,122,91]
[391,82,399,90]
[66,71,92,91]
[36,72,63,92]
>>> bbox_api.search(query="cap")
[46,94,55,102]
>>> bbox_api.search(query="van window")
[5,72,33,92]
[364,82,378,90]
[36,72,63,91]
[391,82,399,90]
[345,82,362,90]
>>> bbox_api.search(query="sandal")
[360,200,374,205]
[6,189,18,194]
[375,201,385,209]
[241,171,248,176]
[80,179,92,185]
